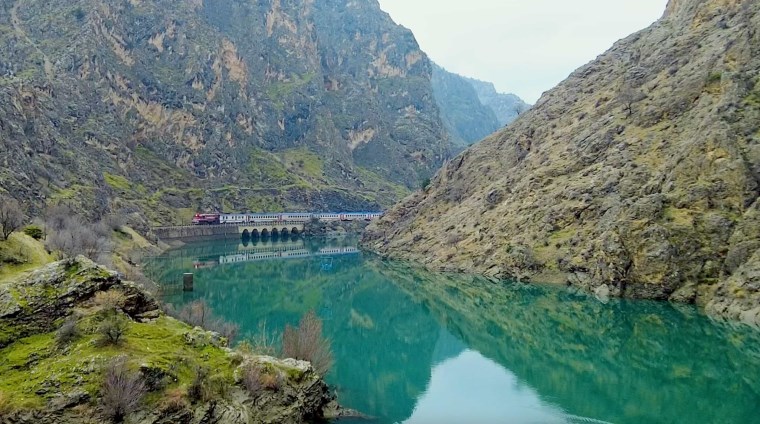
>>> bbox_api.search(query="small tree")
[420,177,431,192]
[98,314,129,346]
[282,310,333,376]
[619,84,646,117]
[0,196,24,240]
[56,315,80,346]
[101,356,146,423]
[23,225,44,240]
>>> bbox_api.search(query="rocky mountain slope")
[363,0,760,325]
[0,0,451,224]
[431,64,501,147]
[466,77,531,127]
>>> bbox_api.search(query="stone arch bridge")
[238,221,305,238]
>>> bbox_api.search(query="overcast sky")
[377,0,668,103]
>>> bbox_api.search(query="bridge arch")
[281,228,289,237]
[251,229,260,238]
[242,229,250,238]
[291,227,299,235]
[271,228,279,237]
[261,228,269,238]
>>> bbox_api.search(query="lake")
[147,236,760,424]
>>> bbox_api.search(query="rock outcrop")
[363,0,760,325]
[0,0,451,221]
[0,256,158,347]
[0,257,336,422]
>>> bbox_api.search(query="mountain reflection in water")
[147,237,760,424]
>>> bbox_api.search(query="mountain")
[363,0,760,325]
[465,77,531,127]
[430,64,501,147]
[431,63,530,147]
[0,0,452,225]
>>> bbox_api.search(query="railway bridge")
[238,221,305,238]
[153,221,305,241]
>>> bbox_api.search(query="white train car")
[339,212,383,221]
[247,213,281,223]
[280,213,312,222]
[314,213,341,222]
[220,214,248,224]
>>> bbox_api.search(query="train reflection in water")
[192,238,360,269]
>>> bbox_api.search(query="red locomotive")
[191,213,220,225]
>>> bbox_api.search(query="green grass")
[0,233,54,283]
[103,172,132,192]
[0,315,235,410]
[50,184,95,202]
[283,148,324,179]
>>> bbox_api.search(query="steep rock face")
[466,77,531,126]
[0,0,450,222]
[0,256,158,347]
[363,0,760,325]
[431,64,501,147]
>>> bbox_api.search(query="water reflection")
[147,239,760,424]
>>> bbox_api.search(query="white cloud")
[378,0,668,103]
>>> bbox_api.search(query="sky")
[377,0,668,104]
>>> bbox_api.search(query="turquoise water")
[148,237,760,424]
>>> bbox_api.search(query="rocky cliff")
[363,0,760,325]
[466,77,531,126]
[0,0,451,224]
[431,64,501,147]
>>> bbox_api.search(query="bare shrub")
[260,370,283,391]
[216,321,239,345]
[159,388,188,414]
[56,315,80,346]
[0,196,25,240]
[241,364,263,397]
[45,208,112,261]
[178,300,212,327]
[45,204,73,233]
[165,300,239,344]
[239,321,279,356]
[98,314,129,346]
[94,290,127,314]
[187,366,228,403]
[282,311,333,376]
[187,366,209,404]
[101,356,146,423]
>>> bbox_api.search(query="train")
[191,211,383,225]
